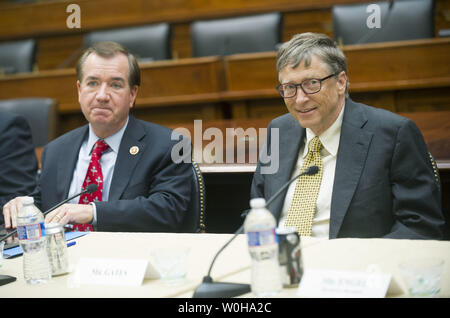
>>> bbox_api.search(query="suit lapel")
[329,100,373,239]
[57,126,88,200]
[270,116,305,220]
[108,116,146,200]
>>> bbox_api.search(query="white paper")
[73,258,148,286]
[297,269,391,298]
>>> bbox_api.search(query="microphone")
[193,165,319,298]
[0,183,98,243]
[43,183,98,217]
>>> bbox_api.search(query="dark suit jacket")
[251,99,445,239]
[32,115,193,232]
[0,112,38,215]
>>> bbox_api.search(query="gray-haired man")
[3,42,193,233]
[251,33,445,239]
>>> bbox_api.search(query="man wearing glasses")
[251,33,445,239]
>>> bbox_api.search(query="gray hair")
[277,33,349,97]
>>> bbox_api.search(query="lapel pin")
[129,146,139,155]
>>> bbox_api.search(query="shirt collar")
[302,102,345,158]
[87,117,129,154]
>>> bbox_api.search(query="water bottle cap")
[275,226,297,235]
[21,197,34,205]
[45,222,64,235]
[250,198,266,208]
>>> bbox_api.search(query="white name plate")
[73,258,148,286]
[297,269,391,298]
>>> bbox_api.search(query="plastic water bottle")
[16,197,51,284]
[244,198,282,296]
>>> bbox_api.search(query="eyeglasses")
[276,73,338,98]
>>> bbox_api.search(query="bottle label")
[17,222,45,240]
[247,228,278,247]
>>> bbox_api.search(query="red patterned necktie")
[73,139,109,232]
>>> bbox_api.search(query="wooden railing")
[32,112,450,170]
[0,38,449,133]
[167,111,450,165]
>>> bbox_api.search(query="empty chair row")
[0,0,437,75]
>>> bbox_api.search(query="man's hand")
[45,204,94,226]
[2,196,29,230]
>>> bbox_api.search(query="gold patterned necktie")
[285,136,323,236]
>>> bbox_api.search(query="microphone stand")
[0,184,98,243]
[193,224,248,298]
[192,166,318,298]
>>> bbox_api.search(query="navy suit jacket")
[0,112,38,214]
[32,115,193,232]
[251,99,445,239]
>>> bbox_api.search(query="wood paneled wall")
[0,38,449,137]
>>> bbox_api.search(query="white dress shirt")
[278,104,345,239]
[67,118,129,225]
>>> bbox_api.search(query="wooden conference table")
[1,232,448,298]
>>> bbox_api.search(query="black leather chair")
[439,29,450,37]
[191,12,282,57]
[180,161,206,233]
[428,151,441,193]
[83,24,172,62]
[427,151,448,239]
[0,98,57,148]
[0,39,37,74]
[333,0,434,45]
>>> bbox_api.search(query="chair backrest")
[0,39,37,74]
[0,98,57,148]
[180,161,206,233]
[332,0,434,45]
[83,24,172,62]
[191,12,282,57]
[439,29,450,37]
